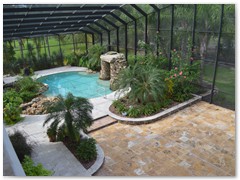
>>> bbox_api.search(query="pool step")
[88,116,117,133]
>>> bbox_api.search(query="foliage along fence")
[3,4,235,110]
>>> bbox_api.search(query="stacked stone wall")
[99,51,127,90]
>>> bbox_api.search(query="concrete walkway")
[6,115,90,176]
[4,66,120,176]
[5,91,117,176]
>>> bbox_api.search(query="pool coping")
[108,94,202,124]
[33,66,88,79]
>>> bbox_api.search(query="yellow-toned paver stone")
[90,101,235,176]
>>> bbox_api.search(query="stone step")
[88,116,117,133]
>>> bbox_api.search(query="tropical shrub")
[9,131,33,163]
[3,103,23,125]
[87,44,105,71]
[167,49,200,102]
[76,138,97,162]
[20,67,34,76]
[22,155,52,176]
[3,89,23,125]
[51,51,64,66]
[116,62,166,105]
[15,77,41,102]
[140,103,156,116]
[3,58,22,75]
[127,107,141,118]
[26,43,37,68]
[3,41,17,75]
[138,40,169,70]
[43,93,93,143]
[3,89,23,107]
[112,99,168,117]
[78,53,89,67]
[33,53,52,71]
[46,125,58,142]
[64,54,79,66]
[112,100,127,113]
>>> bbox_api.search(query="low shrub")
[9,131,33,163]
[15,77,41,102]
[3,89,23,107]
[3,89,23,125]
[46,125,57,142]
[3,103,23,125]
[22,155,53,176]
[76,138,97,162]
[112,100,127,113]
[167,49,200,102]
[87,44,105,71]
[19,91,38,103]
[78,54,88,67]
[112,99,169,118]
[140,103,156,116]
[127,107,141,118]
[20,67,34,76]
[113,97,172,117]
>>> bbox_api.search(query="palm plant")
[87,44,105,71]
[116,63,166,105]
[43,93,93,142]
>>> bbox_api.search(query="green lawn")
[13,37,87,59]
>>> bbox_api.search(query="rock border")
[108,94,202,124]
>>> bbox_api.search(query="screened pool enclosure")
[3,4,235,110]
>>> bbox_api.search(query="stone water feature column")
[99,51,127,91]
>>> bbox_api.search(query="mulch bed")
[62,137,96,169]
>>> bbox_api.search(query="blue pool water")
[37,71,112,98]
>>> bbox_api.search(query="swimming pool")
[37,71,112,98]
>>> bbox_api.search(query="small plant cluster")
[22,155,53,176]
[113,40,200,118]
[167,49,200,102]
[112,99,172,118]
[87,44,106,71]
[3,77,42,125]
[9,131,33,162]
[9,131,52,176]
[76,138,97,162]
[3,90,23,125]
[43,93,97,163]
[64,50,88,67]
[15,77,41,102]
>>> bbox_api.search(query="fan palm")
[43,93,93,142]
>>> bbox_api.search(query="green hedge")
[22,156,53,176]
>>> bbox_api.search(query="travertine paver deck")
[90,101,235,176]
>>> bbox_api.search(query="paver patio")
[90,101,235,176]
